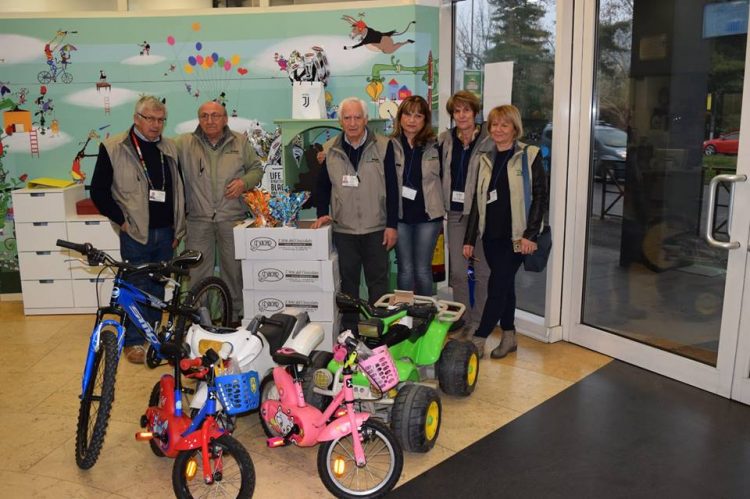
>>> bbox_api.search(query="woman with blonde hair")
[463,104,547,358]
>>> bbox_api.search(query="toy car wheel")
[437,339,479,396]
[391,383,441,453]
[302,350,333,411]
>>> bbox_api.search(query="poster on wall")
[463,69,483,100]
[482,61,514,121]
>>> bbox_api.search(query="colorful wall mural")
[0,3,440,291]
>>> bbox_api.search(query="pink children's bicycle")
[260,331,403,498]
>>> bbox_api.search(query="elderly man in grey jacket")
[177,101,264,323]
[313,97,398,317]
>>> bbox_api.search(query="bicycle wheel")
[187,276,232,327]
[37,71,52,84]
[61,72,73,84]
[172,434,255,499]
[258,373,281,437]
[317,418,403,498]
[75,329,118,469]
[147,382,166,457]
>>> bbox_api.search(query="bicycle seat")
[171,250,203,269]
[272,347,310,366]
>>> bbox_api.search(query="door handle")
[704,173,747,249]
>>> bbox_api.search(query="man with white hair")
[312,97,398,308]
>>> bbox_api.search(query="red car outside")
[703,131,739,155]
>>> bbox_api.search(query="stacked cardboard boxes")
[234,220,340,351]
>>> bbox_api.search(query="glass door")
[568,0,750,397]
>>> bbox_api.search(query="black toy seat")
[258,313,298,354]
[335,292,411,319]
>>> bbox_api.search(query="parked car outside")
[541,122,627,179]
[703,131,739,156]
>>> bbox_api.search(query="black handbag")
[524,225,552,272]
[520,146,552,272]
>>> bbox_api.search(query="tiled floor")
[0,300,611,498]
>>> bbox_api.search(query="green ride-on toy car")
[309,291,480,453]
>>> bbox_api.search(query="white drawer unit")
[18,251,70,280]
[20,279,75,309]
[11,184,120,315]
[72,278,115,309]
[67,216,119,249]
[11,184,84,223]
[14,222,68,252]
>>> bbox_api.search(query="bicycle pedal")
[267,436,287,448]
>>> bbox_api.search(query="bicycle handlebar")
[56,239,190,277]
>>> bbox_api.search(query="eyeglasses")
[199,113,226,121]
[137,112,167,125]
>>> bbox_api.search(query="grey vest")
[325,130,390,235]
[438,125,494,215]
[391,137,445,221]
[103,131,186,245]
[476,142,540,241]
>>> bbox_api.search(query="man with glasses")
[176,100,263,324]
[91,95,185,364]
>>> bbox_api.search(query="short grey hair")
[338,97,368,120]
[135,95,166,116]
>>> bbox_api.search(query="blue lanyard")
[404,143,418,188]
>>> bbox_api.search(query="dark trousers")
[119,227,174,347]
[333,230,390,329]
[475,237,524,338]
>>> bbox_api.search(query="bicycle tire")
[172,434,255,499]
[61,72,73,84]
[37,71,52,84]
[317,418,403,498]
[75,329,118,469]
[147,382,166,457]
[187,276,232,327]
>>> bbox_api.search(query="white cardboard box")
[243,289,337,323]
[234,220,332,261]
[241,252,339,291]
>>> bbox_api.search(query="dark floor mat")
[391,360,750,499]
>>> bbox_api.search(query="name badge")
[342,175,359,187]
[149,189,166,203]
[487,190,498,204]
[451,190,465,203]
[402,186,417,200]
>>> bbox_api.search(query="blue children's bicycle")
[56,239,233,470]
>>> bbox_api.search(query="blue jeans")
[119,227,174,347]
[396,220,442,296]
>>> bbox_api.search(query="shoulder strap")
[521,145,532,215]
